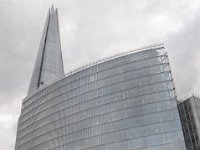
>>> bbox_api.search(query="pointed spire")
[51,4,55,12]
[28,7,64,94]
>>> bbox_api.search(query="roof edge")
[25,43,164,100]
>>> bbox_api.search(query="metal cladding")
[15,7,186,150]
[28,5,64,94]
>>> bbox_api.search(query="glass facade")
[15,45,186,150]
[178,96,200,150]
[28,6,64,94]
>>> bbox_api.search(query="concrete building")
[14,6,186,150]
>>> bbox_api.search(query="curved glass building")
[14,6,186,150]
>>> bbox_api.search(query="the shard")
[14,6,187,150]
[28,5,64,94]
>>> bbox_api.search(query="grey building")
[14,6,186,150]
[178,95,200,150]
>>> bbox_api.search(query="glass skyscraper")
[178,95,200,150]
[14,6,186,150]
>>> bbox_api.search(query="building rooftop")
[25,43,165,100]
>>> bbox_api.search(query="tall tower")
[28,5,64,94]
[14,6,187,150]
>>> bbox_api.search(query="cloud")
[0,0,200,149]
[165,11,200,97]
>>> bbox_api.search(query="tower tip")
[28,6,64,94]
[50,4,55,12]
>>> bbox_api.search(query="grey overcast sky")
[0,0,200,149]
